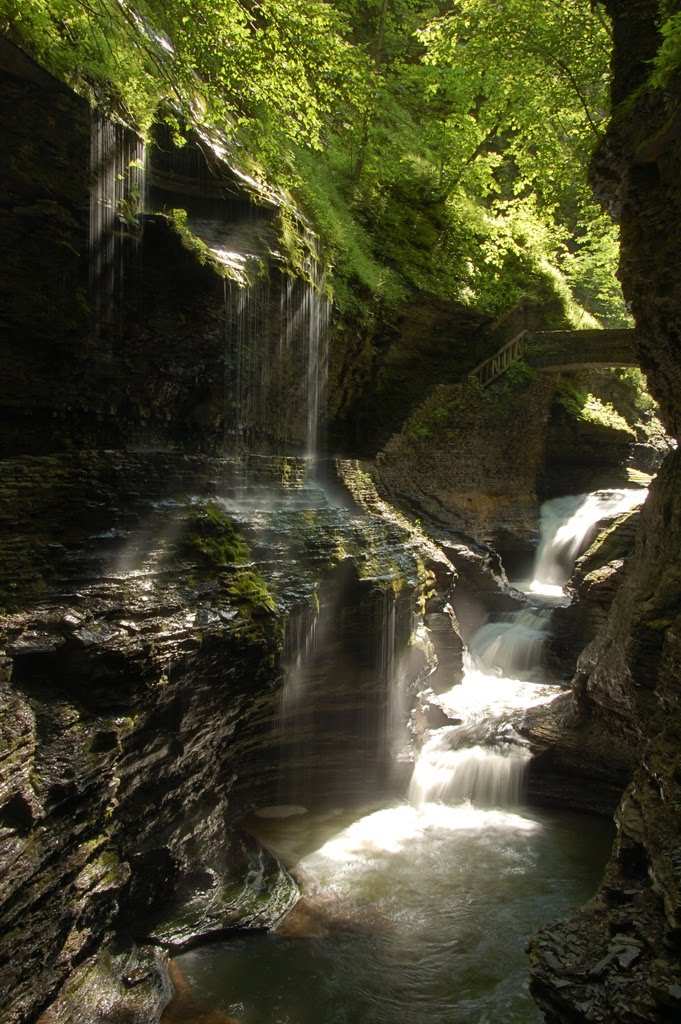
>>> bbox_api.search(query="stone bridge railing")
[470,326,638,388]
[469,331,528,387]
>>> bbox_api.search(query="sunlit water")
[171,491,637,1022]
[466,488,648,677]
[176,799,612,1024]
[174,671,611,1024]
[531,488,647,592]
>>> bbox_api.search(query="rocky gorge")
[2,3,681,1023]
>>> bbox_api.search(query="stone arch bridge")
[470,328,638,388]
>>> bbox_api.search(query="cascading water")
[171,490,633,1023]
[462,487,649,683]
[465,607,553,681]
[532,488,647,596]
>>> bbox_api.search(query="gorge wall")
[3,4,680,1021]
[527,2,681,1020]
[0,43,461,1024]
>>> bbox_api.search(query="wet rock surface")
[524,2,681,1016]
[526,454,681,1017]
[0,452,439,1024]
[519,693,635,817]
[549,504,643,677]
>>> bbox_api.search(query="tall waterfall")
[276,578,404,808]
[140,122,331,466]
[218,233,330,469]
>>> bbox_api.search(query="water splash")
[408,731,529,809]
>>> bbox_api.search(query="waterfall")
[144,124,330,469]
[466,607,553,681]
[408,730,529,808]
[180,488,626,1022]
[275,576,405,808]
[531,488,647,595]
[277,603,321,807]
[408,487,647,811]
[303,237,330,469]
[219,237,329,473]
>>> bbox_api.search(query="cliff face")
[5,8,681,1021]
[528,3,681,1019]
[0,46,460,1024]
[0,447,449,1024]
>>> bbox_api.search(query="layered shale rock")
[527,0,681,1007]
[372,374,557,555]
[0,451,450,1024]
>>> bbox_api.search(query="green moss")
[167,209,261,286]
[222,568,278,618]
[179,501,251,569]
[648,617,673,632]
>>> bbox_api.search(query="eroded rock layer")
[528,1,681,1018]
[0,450,448,1024]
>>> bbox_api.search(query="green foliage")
[505,359,538,387]
[554,376,635,435]
[290,144,406,311]
[651,10,681,89]
[0,0,362,142]
[291,0,625,320]
[410,0,627,322]
[1,0,629,322]
[582,395,635,434]
[600,368,657,422]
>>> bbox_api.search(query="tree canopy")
[1,0,631,323]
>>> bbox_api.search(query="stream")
[170,488,646,1024]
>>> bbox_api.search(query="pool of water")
[173,799,613,1024]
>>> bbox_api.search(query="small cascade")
[466,607,553,681]
[89,112,145,336]
[408,488,647,812]
[408,729,529,808]
[532,488,647,595]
